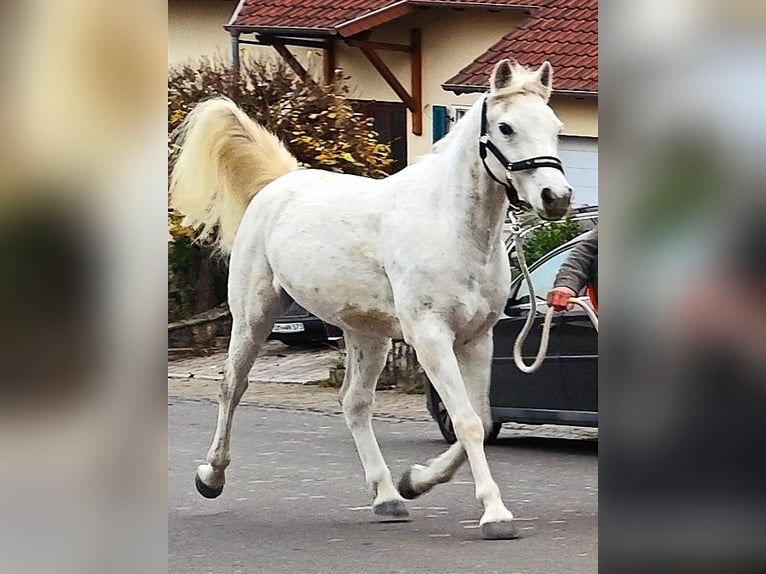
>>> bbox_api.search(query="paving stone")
[168,377,431,421]
[168,340,337,384]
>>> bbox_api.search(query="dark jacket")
[553,229,598,295]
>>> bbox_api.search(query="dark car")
[269,301,343,346]
[426,222,598,443]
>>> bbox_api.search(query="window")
[451,106,470,123]
[514,247,576,304]
[433,105,471,143]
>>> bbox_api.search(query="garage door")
[558,137,598,207]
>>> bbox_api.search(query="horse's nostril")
[541,187,554,203]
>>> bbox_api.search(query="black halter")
[478,97,566,211]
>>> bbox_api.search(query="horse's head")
[483,59,572,220]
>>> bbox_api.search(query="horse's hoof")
[195,474,223,499]
[373,500,410,521]
[397,469,423,500]
[480,521,520,540]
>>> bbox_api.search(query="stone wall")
[329,340,427,394]
[168,304,231,356]
[380,341,427,394]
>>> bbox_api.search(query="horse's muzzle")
[541,187,572,220]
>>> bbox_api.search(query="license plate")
[272,322,305,333]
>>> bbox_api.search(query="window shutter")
[432,105,448,142]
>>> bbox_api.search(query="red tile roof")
[227,1,539,37]
[228,0,389,33]
[443,0,598,95]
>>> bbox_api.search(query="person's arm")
[547,229,598,310]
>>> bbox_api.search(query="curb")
[168,395,432,423]
[167,372,325,386]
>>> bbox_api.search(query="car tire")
[434,395,502,445]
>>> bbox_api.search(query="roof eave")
[333,2,541,38]
[227,1,543,40]
[410,1,541,12]
[442,83,598,97]
[441,83,484,95]
[224,25,337,37]
[336,1,414,38]
[551,89,599,98]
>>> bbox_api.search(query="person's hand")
[547,286,576,311]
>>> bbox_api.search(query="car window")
[514,246,576,303]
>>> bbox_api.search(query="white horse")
[171,59,572,540]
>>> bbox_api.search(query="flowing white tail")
[169,97,299,253]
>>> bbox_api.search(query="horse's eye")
[498,123,514,137]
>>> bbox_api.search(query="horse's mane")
[430,62,548,156]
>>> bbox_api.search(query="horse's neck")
[433,111,508,254]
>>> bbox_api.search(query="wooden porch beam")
[410,28,422,135]
[347,29,422,136]
[356,43,416,112]
[345,39,412,54]
[323,39,336,86]
[255,35,328,49]
[271,41,319,89]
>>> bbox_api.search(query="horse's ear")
[490,59,513,92]
[535,61,553,102]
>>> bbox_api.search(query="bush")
[168,58,393,320]
[511,218,583,278]
[168,57,392,177]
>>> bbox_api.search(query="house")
[442,0,598,205]
[169,1,240,64]
[168,0,598,206]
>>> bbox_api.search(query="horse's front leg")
[406,319,518,540]
[398,329,496,497]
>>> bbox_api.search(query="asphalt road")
[169,399,598,574]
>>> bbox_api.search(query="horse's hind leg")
[194,274,285,499]
[341,331,409,520]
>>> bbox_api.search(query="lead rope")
[511,217,599,374]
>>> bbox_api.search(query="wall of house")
[551,95,598,138]
[168,0,238,65]
[168,0,324,75]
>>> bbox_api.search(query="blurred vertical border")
[601,0,766,572]
[0,1,167,573]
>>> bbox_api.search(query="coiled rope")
[511,218,599,374]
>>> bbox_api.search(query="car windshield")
[514,246,576,304]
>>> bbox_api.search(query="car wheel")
[434,395,502,445]
[434,395,457,444]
